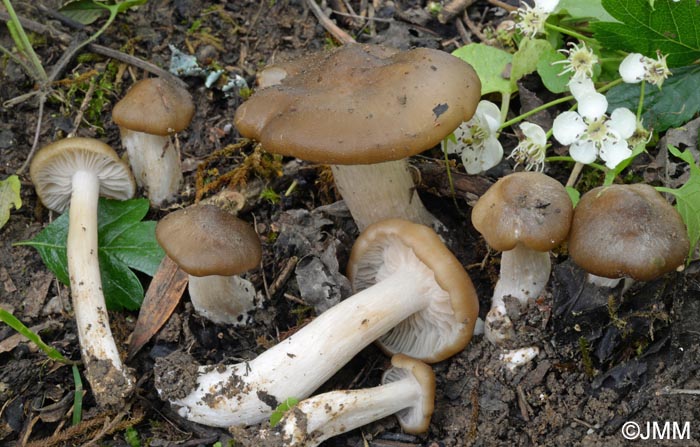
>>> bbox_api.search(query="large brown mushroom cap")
[347,219,478,362]
[569,184,689,281]
[29,137,135,213]
[155,205,262,277]
[471,172,573,252]
[112,77,194,136]
[383,354,435,434]
[234,44,481,165]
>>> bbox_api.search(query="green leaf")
[566,186,581,207]
[536,46,572,94]
[556,0,617,22]
[591,0,700,67]
[606,65,700,132]
[511,39,554,90]
[270,397,299,427]
[0,175,21,229]
[17,198,164,310]
[657,145,700,260]
[58,1,108,25]
[452,43,516,96]
[0,306,68,362]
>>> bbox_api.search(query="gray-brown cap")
[471,172,573,252]
[113,77,195,136]
[155,205,262,277]
[382,354,436,434]
[569,184,689,280]
[234,44,481,165]
[29,137,135,213]
[347,219,478,363]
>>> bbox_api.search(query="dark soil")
[1,1,699,446]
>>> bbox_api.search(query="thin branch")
[304,0,356,44]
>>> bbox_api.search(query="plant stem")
[545,23,592,42]
[500,95,574,130]
[636,81,646,119]
[544,156,606,172]
[2,0,47,81]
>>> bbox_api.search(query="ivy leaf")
[0,175,21,230]
[591,0,700,67]
[17,198,164,310]
[606,65,700,132]
[657,145,700,260]
[452,43,516,96]
[511,39,554,90]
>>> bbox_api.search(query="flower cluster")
[619,52,671,87]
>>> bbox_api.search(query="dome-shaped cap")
[29,137,135,213]
[471,172,573,252]
[347,219,478,363]
[382,354,435,434]
[112,77,195,136]
[234,44,481,165]
[569,184,689,280]
[155,205,262,277]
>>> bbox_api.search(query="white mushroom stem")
[586,273,622,289]
[485,243,550,345]
[270,376,423,446]
[331,160,439,231]
[500,346,540,372]
[120,129,183,207]
[157,265,442,427]
[187,274,257,326]
[68,170,134,407]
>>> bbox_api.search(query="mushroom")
[112,77,194,207]
[259,354,435,447]
[29,137,136,408]
[234,44,481,231]
[568,184,688,288]
[471,172,573,344]
[154,218,478,427]
[155,204,262,326]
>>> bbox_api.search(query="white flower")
[443,100,503,175]
[552,41,598,80]
[619,52,671,87]
[513,0,559,38]
[508,122,547,172]
[552,93,636,169]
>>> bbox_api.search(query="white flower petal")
[535,0,559,13]
[599,138,632,169]
[442,122,471,154]
[476,100,503,132]
[619,53,646,84]
[577,92,608,120]
[609,108,637,139]
[569,140,598,164]
[553,111,586,145]
[568,77,595,101]
[478,137,505,172]
[520,122,547,146]
[460,145,486,174]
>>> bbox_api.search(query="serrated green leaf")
[591,0,700,67]
[452,43,515,96]
[0,175,22,229]
[59,1,108,25]
[658,145,700,260]
[17,198,164,310]
[511,39,554,90]
[606,65,700,132]
[556,0,617,22]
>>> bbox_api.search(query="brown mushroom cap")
[569,184,689,281]
[471,172,573,252]
[347,219,478,362]
[234,44,481,165]
[155,205,262,277]
[383,354,435,434]
[112,78,195,136]
[29,137,135,213]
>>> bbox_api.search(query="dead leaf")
[128,256,188,360]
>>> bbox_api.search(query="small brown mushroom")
[471,172,573,344]
[155,205,262,325]
[569,183,689,287]
[112,77,194,207]
[234,43,481,230]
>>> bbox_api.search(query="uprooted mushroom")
[30,137,136,408]
[154,218,478,427]
[234,43,481,231]
[471,172,573,344]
